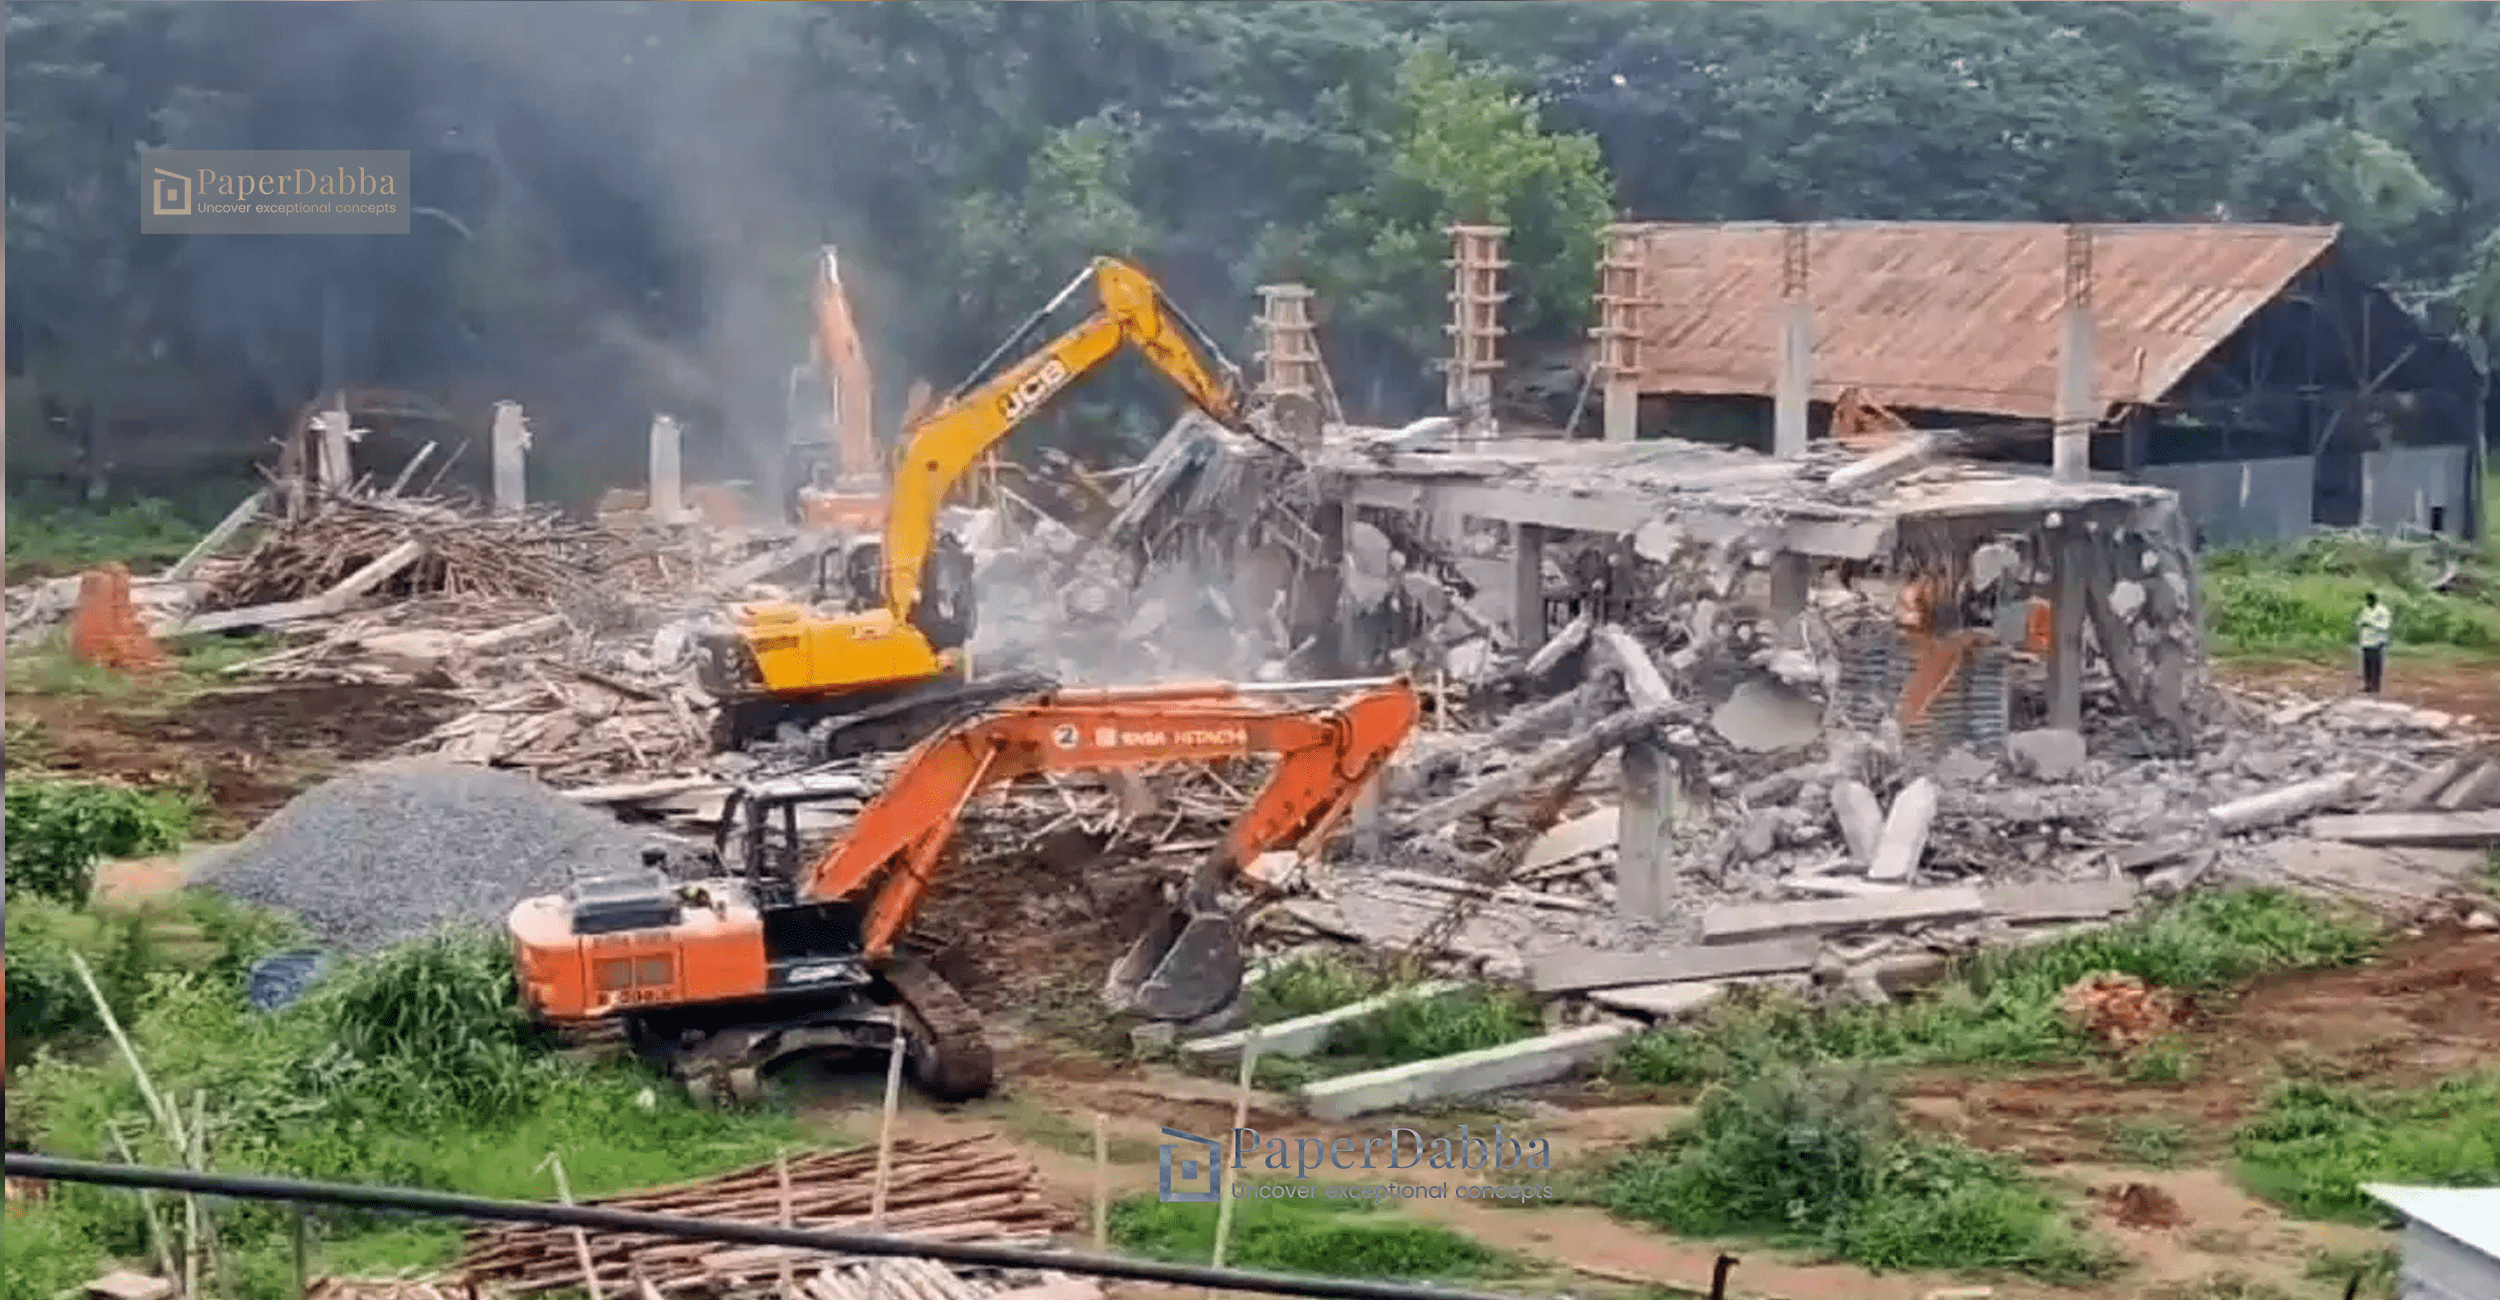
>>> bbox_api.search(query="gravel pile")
[204,758,664,951]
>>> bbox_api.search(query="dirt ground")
[2217,652,2500,729]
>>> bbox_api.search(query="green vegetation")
[5,632,290,703]
[2306,1246,2400,1300]
[1611,888,2374,1087]
[5,921,806,1299]
[1598,1068,2114,1282]
[2232,1073,2500,1222]
[4,499,203,582]
[2204,531,2500,658]
[1239,955,1542,1089]
[2112,1119,2191,1170]
[1110,1186,1508,1281]
[4,775,196,905]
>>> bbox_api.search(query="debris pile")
[455,1137,1084,1300]
[202,494,620,609]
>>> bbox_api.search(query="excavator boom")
[808,677,1419,1011]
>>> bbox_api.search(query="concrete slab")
[1589,980,1730,1019]
[1296,1022,1638,1120]
[1179,981,1465,1063]
[1867,777,1940,882]
[2308,811,2500,848]
[2434,761,2500,811]
[1981,879,2137,922]
[1522,807,1620,872]
[1527,936,1821,994]
[1700,886,1987,943]
[1711,679,1824,753]
[1831,780,1883,868]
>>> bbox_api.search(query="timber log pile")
[203,494,621,609]
[454,1137,1084,1300]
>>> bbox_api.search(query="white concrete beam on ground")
[1179,982,1465,1064]
[1296,1022,1637,1120]
[1699,886,1987,943]
[1980,879,2137,922]
[2209,773,2359,835]
[2307,811,2500,848]
[1527,936,1820,995]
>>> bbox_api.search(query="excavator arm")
[809,247,879,490]
[880,257,1257,622]
[799,678,1419,993]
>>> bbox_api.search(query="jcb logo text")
[1000,357,1074,423]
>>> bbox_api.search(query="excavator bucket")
[1105,905,1245,1022]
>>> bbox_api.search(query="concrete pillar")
[491,400,530,515]
[1337,505,1369,671]
[648,413,683,522]
[2054,225,2097,484]
[316,402,351,492]
[1774,224,1812,460]
[1768,552,1810,634]
[1305,499,1348,676]
[1512,522,1548,653]
[2048,533,2088,730]
[1593,224,1649,443]
[1603,382,1639,443]
[1617,739,1678,920]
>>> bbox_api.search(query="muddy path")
[2218,653,2500,730]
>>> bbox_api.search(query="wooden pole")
[867,1005,908,1300]
[535,1153,604,1300]
[68,952,183,1146]
[104,1121,178,1282]
[775,1151,797,1300]
[1207,1027,1262,1287]
[184,1093,206,1300]
[292,1205,310,1300]
[1091,1113,1111,1252]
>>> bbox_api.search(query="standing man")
[2356,591,2392,695]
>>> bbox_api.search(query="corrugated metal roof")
[1625,221,2340,420]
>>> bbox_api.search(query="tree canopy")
[6,0,2495,509]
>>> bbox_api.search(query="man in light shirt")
[2355,591,2392,695]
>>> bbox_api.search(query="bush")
[1611,888,2373,1086]
[2233,1073,2500,1223]
[5,776,194,905]
[1599,1068,2112,1282]
[2203,532,2500,656]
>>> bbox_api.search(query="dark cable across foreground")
[5,1154,1531,1300]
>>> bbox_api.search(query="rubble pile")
[200,494,621,609]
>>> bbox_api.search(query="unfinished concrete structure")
[1444,225,1510,434]
[1607,221,2489,543]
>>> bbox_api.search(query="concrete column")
[1768,552,1810,635]
[1337,505,1370,671]
[1616,739,1678,920]
[1512,522,1548,653]
[491,400,530,515]
[1774,224,1812,459]
[1304,500,1348,676]
[1604,381,1639,443]
[648,413,683,522]
[2054,225,2097,484]
[2048,534,2088,730]
[316,402,351,491]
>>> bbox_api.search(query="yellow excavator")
[698,256,1265,757]
[788,246,887,533]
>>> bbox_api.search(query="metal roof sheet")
[1625,221,2340,420]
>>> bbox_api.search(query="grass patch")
[9,924,806,1296]
[1250,983,1543,1091]
[2204,530,2500,657]
[5,498,205,583]
[2111,1118,2191,1169]
[2232,1072,2500,1223]
[1597,1067,2114,1282]
[1252,951,1390,1021]
[1611,887,2374,1087]
[2306,1246,2399,1299]
[1110,1186,1508,1280]
[5,632,289,704]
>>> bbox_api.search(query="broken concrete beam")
[2208,773,2359,836]
[1520,807,1619,874]
[1521,611,1592,679]
[1866,777,1939,882]
[2004,728,2086,782]
[1390,705,1671,837]
[170,538,425,636]
[1297,1022,1637,1120]
[1527,936,1819,995]
[2308,811,2500,848]
[708,534,836,596]
[2433,760,2500,812]
[560,776,732,805]
[1375,869,1601,913]
[1589,980,1729,1020]
[1180,981,1464,1064]
[1826,431,1940,493]
[1981,879,2136,923]
[1832,780,1883,868]
[1485,682,1596,751]
[1700,886,1986,943]
[2394,758,2470,811]
[1595,623,1673,709]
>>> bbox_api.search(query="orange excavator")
[789,246,886,532]
[508,676,1420,1104]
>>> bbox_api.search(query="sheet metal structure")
[1618,221,2339,419]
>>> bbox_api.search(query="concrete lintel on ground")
[1296,1022,1638,1120]
[1700,886,1988,943]
[1528,936,1820,995]
[1179,982,1465,1064]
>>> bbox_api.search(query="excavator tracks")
[886,956,994,1102]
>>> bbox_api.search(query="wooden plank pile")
[202,494,623,610]
[454,1137,1077,1299]
[419,663,717,784]
[304,1279,477,1300]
